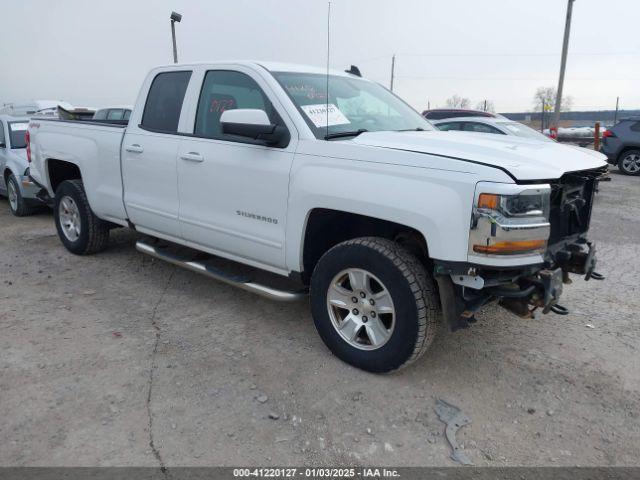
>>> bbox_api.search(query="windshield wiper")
[324,129,368,140]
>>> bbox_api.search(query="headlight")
[470,185,551,256]
[478,191,549,218]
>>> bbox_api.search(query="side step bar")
[136,241,307,303]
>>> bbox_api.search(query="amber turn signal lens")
[473,239,547,255]
[478,193,500,210]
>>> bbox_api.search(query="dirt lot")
[1,169,639,468]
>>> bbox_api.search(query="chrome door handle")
[180,152,204,163]
[125,144,144,153]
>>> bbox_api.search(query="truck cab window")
[194,70,276,139]
[0,122,5,146]
[107,109,124,120]
[141,71,192,133]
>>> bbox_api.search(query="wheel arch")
[46,158,82,193]
[617,146,640,162]
[297,208,431,284]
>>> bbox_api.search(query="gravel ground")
[1,169,638,467]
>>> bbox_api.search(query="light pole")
[170,11,182,64]
[552,0,575,129]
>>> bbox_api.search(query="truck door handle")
[180,152,204,163]
[125,144,144,153]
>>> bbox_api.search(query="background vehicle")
[93,106,133,122]
[433,116,554,142]
[0,100,74,116]
[0,115,42,215]
[28,61,607,373]
[601,117,640,175]
[422,108,505,120]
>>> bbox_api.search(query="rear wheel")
[310,237,440,373]
[7,174,36,217]
[618,150,640,175]
[54,179,110,254]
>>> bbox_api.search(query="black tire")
[54,179,110,254]
[7,174,37,217]
[310,237,440,373]
[618,149,640,176]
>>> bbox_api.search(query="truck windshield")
[8,122,29,149]
[273,72,433,139]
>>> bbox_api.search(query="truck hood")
[352,130,607,181]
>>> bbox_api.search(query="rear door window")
[8,122,29,149]
[436,122,462,131]
[463,122,504,134]
[141,71,192,133]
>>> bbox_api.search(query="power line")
[395,75,640,81]
[396,51,639,58]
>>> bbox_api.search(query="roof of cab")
[152,60,356,78]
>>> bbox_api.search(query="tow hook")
[550,304,569,315]
[587,271,605,281]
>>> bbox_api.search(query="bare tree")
[446,94,471,109]
[475,100,495,113]
[533,87,572,113]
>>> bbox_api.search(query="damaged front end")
[436,167,607,331]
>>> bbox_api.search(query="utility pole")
[390,54,396,92]
[552,0,575,129]
[170,12,182,64]
[614,96,619,124]
[483,100,487,112]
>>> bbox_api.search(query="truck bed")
[28,117,129,225]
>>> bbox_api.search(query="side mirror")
[220,109,287,147]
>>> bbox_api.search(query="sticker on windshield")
[11,122,29,131]
[300,104,350,128]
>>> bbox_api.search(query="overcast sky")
[1,0,638,113]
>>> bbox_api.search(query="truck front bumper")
[434,238,603,331]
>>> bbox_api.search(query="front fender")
[285,153,483,272]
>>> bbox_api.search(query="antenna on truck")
[325,1,331,140]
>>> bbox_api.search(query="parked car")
[93,106,133,122]
[422,109,505,120]
[433,117,554,142]
[0,115,43,215]
[28,61,607,373]
[601,117,640,175]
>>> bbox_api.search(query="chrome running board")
[136,240,306,303]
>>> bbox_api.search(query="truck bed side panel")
[31,121,128,224]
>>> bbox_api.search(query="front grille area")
[548,167,606,245]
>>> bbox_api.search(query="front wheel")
[618,150,640,175]
[54,179,110,254]
[310,237,440,373]
[7,174,36,217]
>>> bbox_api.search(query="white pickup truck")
[27,61,607,372]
